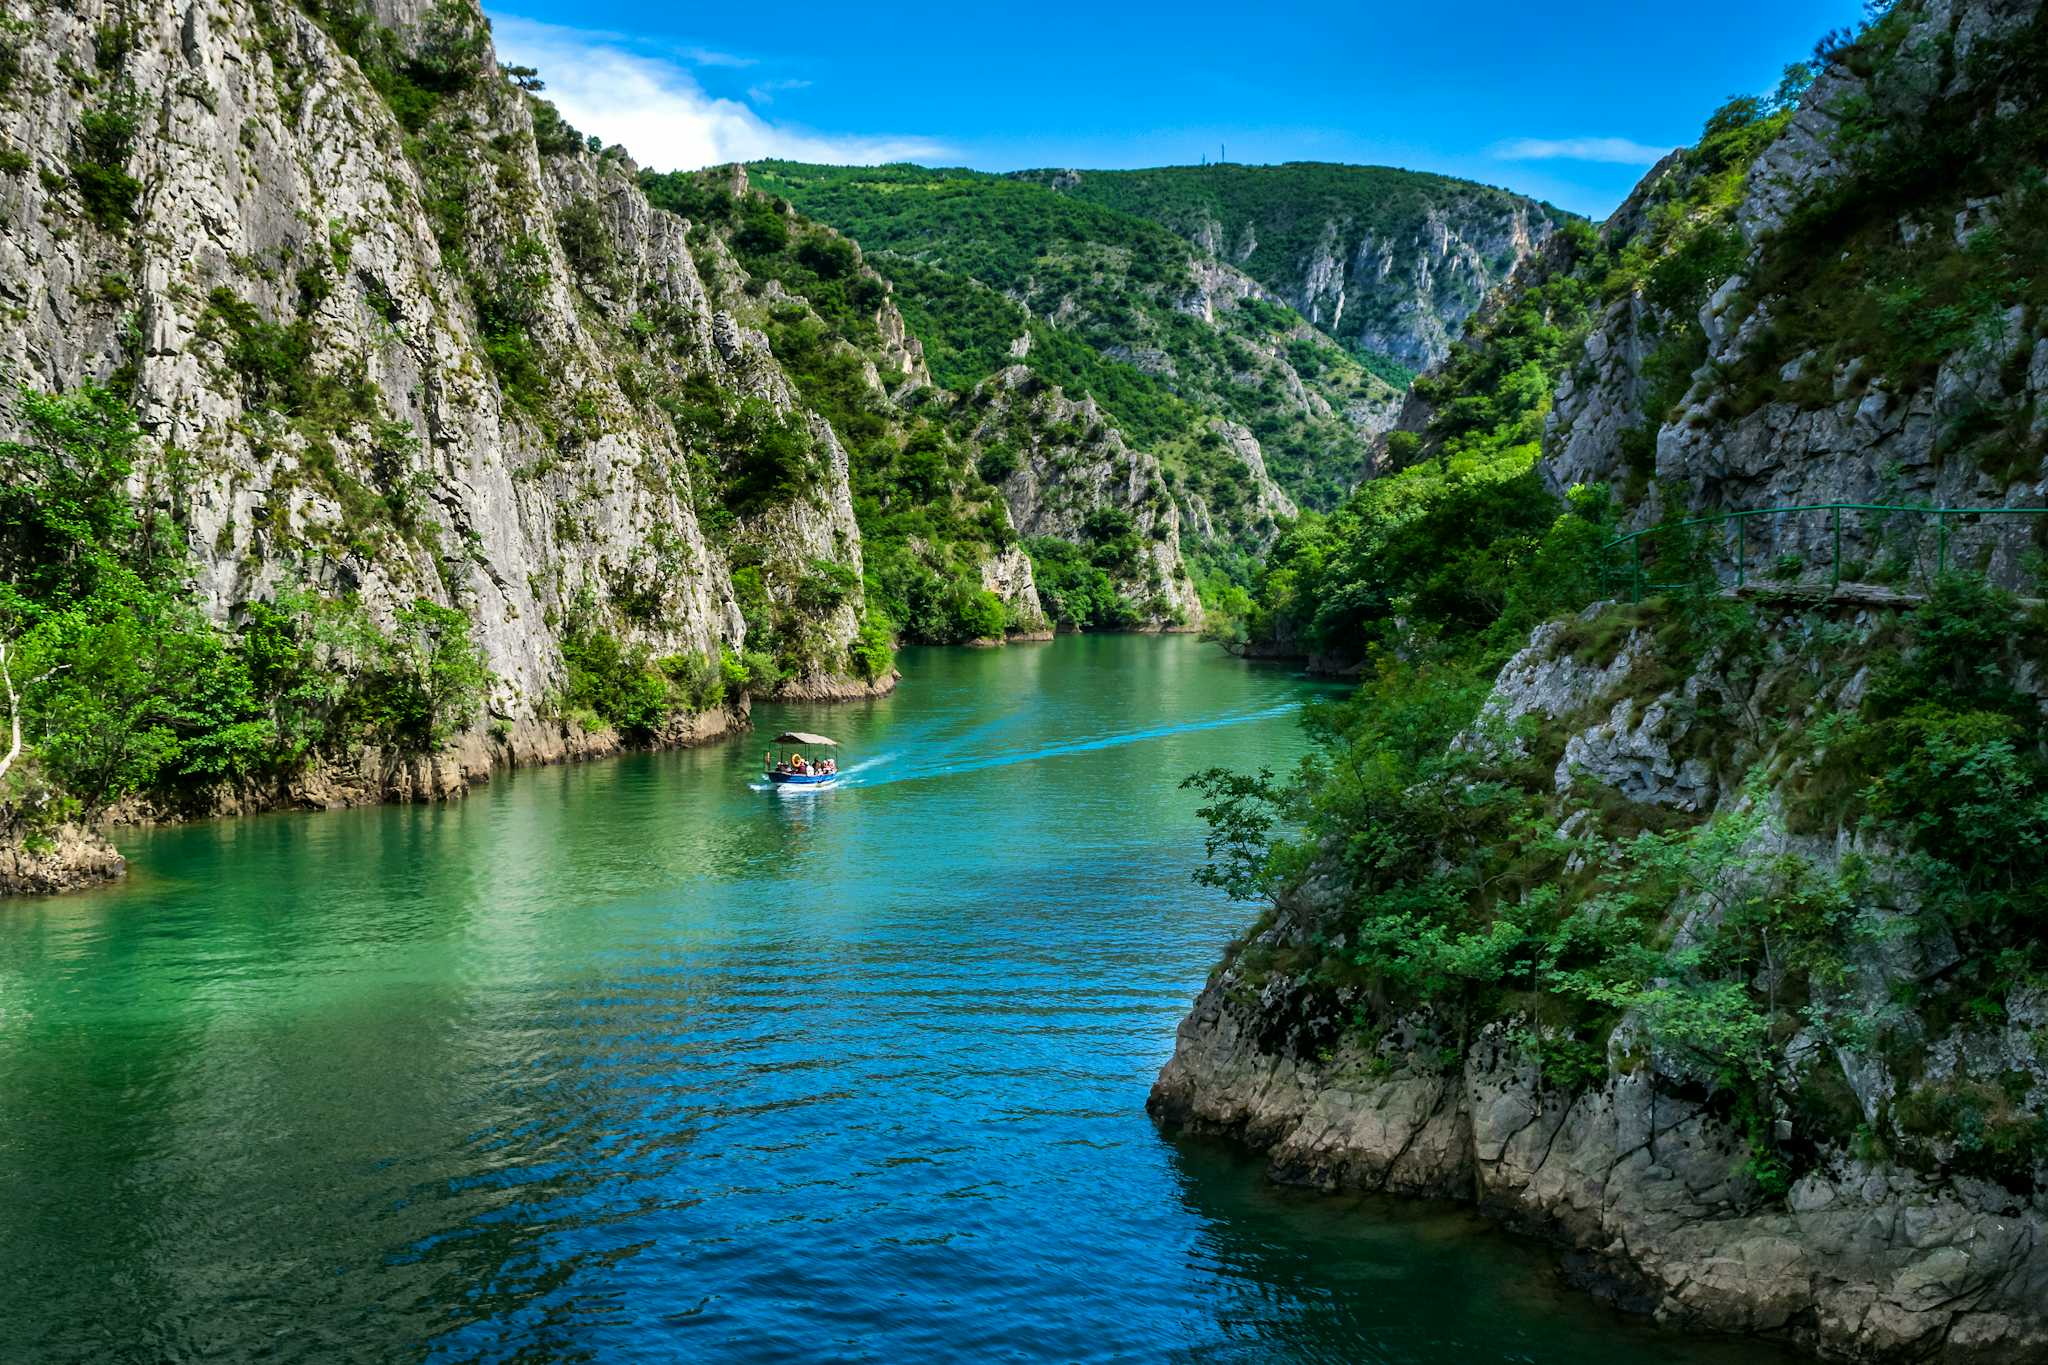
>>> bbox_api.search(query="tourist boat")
[765,731,840,787]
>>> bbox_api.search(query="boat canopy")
[773,731,838,747]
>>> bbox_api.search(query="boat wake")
[836,702,1301,790]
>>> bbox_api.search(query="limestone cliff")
[0,0,898,699]
[1155,2,2048,1359]
[972,366,1203,629]
[1021,162,1566,372]
[0,0,896,888]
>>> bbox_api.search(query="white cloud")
[1490,136,1673,165]
[747,78,812,105]
[679,47,756,69]
[488,15,945,170]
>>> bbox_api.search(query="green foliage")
[849,611,896,680]
[1025,537,1140,632]
[1183,767,1290,904]
[636,169,736,225]
[1801,576,2048,931]
[527,96,586,157]
[642,178,1029,650]
[646,170,885,342]
[554,198,614,278]
[204,286,306,403]
[558,610,726,737]
[301,0,487,133]
[1896,1074,2048,1186]
[0,382,493,823]
[0,382,159,611]
[353,599,492,751]
[69,82,143,230]
[663,375,822,523]
[473,234,553,411]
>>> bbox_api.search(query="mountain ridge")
[1012,160,1570,372]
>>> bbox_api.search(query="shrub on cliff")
[0,383,496,818]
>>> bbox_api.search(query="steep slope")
[1156,3,2048,1361]
[747,161,1399,519]
[639,164,1052,645]
[967,366,1202,627]
[1017,163,1568,373]
[642,162,1208,635]
[0,0,891,888]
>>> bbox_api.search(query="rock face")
[1154,978,2048,1362]
[0,821,124,896]
[973,366,1203,628]
[1156,605,2048,1362]
[1158,3,2048,1356]
[1023,163,1566,372]
[1297,201,1553,372]
[0,0,903,883]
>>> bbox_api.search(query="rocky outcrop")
[1157,598,2048,1361]
[0,821,124,896]
[973,366,1203,628]
[977,543,1052,636]
[1154,973,2048,1363]
[1176,419,1298,551]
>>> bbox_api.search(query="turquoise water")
[0,637,1782,1363]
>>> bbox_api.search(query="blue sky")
[485,1,1866,219]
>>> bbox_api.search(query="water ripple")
[0,640,1788,1365]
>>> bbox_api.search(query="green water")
[0,636,1786,1363]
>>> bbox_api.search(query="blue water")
[0,636,1784,1362]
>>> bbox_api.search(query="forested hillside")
[1159,2,2048,1359]
[747,161,1399,518]
[640,163,1207,634]
[1015,162,1566,372]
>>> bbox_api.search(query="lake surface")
[0,636,1784,1363]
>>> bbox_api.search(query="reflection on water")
[0,637,1790,1363]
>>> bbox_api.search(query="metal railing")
[1604,502,2048,604]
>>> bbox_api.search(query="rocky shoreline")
[1150,958,2048,1364]
[0,704,755,898]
